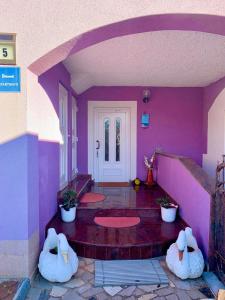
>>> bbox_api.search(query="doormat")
[95,259,169,286]
[98,182,130,187]
[94,216,140,228]
[80,192,105,203]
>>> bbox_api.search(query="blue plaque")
[141,113,150,127]
[0,67,20,92]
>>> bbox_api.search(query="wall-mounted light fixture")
[143,89,151,103]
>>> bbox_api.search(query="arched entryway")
[27,13,225,270]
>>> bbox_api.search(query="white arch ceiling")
[64,30,225,94]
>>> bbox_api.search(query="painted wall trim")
[88,100,137,180]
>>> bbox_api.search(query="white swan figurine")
[38,228,78,282]
[184,227,204,278]
[166,227,204,279]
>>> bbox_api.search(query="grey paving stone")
[111,296,122,300]
[62,289,85,300]
[81,271,94,282]
[133,288,145,296]
[187,289,206,299]
[50,286,67,297]
[77,268,85,276]
[83,258,94,265]
[39,289,51,300]
[176,290,192,300]
[78,261,86,267]
[171,279,192,291]
[138,284,168,293]
[32,275,53,290]
[166,294,179,300]
[156,287,174,296]
[103,286,122,296]
[119,285,136,297]
[127,296,136,300]
[77,283,92,294]
[138,294,157,300]
[94,291,109,300]
[63,278,85,288]
[84,263,95,273]
[81,287,103,298]
[26,287,42,300]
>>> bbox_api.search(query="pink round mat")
[80,192,105,203]
[94,216,140,228]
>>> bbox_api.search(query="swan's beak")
[178,250,184,261]
[61,251,68,264]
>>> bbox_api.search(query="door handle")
[96,140,100,150]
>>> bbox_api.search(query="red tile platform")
[47,178,186,260]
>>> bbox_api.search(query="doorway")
[88,101,137,182]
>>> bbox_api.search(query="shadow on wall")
[27,63,76,245]
[0,134,39,242]
[203,87,225,178]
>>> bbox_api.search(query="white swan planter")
[38,228,78,282]
[166,227,204,279]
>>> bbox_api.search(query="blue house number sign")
[0,66,20,92]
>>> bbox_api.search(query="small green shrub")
[60,189,78,211]
[156,196,172,209]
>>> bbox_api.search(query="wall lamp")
[143,89,151,103]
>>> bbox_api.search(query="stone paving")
[26,257,215,300]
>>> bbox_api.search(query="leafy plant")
[156,196,174,209]
[60,189,78,211]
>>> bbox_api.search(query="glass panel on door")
[115,118,121,162]
[104,118,110,162]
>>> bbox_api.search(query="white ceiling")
[64,30,225,94]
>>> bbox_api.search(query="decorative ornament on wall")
[141,113,150,127]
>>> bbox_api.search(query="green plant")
[156,196,173,209]
[60,189,78,211]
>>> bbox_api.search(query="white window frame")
[59,83,68,189]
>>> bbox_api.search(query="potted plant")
[59,189,78,222]
[156,196,178,223]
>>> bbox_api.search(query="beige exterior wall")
[0,231,39,278]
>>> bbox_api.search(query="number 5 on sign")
[0,45,14,60]
[0,33,16,65]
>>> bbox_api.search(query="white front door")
[59,84,68,188]
[94,109,130,182]
[72,96,78,177]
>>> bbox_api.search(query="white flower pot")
[161,206,177,223]
[60,207,76,222]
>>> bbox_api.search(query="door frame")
[88,101,137,181]
[59,83,68,189]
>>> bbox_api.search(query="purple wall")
[0,134,39,240]
[156,154,211,257]
[38,63,76,243]
[77,86,203,180]
[203,76,225,153]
